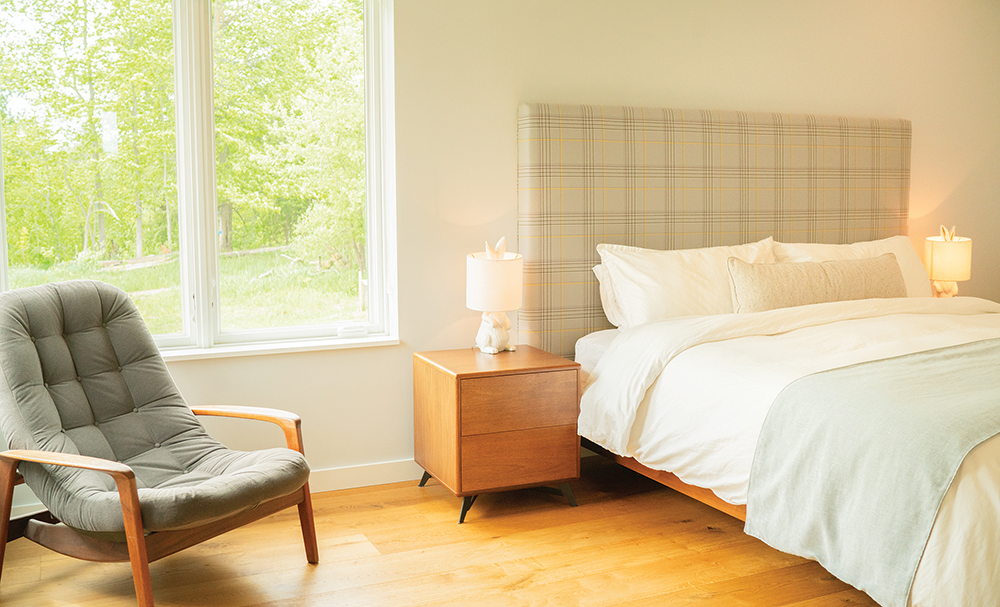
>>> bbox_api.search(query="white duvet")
[579,296,1000,607]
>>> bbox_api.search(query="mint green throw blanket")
[745,338,1000,607]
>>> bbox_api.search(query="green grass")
[218,251,364,331]
[10,251,364,336]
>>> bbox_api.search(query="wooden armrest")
[190,405,305,454]
[0,450,134,481]
[0,450,146,562]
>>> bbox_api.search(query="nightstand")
[413,345,581,523]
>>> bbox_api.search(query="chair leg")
[124,534,154,607]
[0,459,19,585]
[113,475,154,607]
[297,483,319,564]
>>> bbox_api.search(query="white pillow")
[772,236,930,298]
[592,264,625,327]
[596,238,775,328]
[727,254,908,313]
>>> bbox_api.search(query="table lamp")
[467,237,523,354]
[924,225,971,298]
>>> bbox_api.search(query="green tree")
[1,0,367,330]
[282,1,366,271]
[1,0,175,263]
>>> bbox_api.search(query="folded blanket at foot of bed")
[745,337,1000,607]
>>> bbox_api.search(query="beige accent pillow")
[727,254,908,313]
[772,236,931,298]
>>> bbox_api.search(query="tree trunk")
[164,150,172,249]
[352,237,366,275]
[135,208,143,257]
[64,165,91,252]
[43,156,61,259]
[131,36,143,259]
[219,201,233,252]
[94,174,104,250]
[284,207,291,244]
[84,0,105,252]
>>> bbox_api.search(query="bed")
[516,103,1000,607]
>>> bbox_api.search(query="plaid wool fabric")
[517,103,912,357]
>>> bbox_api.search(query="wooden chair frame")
[0,406,319,607]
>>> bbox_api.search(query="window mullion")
[0,123,8,293]
[172,0,219,348]
[368,0,396,337]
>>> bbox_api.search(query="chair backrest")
[0,281,218,530]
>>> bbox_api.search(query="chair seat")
[29,446,310,536]
[136,446,310,532]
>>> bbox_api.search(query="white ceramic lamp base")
[932,280,959,298]
[475,311,515,354]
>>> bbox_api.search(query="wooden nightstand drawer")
[461,369,578,436]
[461,425,579,493]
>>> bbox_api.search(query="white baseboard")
[9,458,427,518]
[11,503,47,518]
[307,458,426,493]
[11,484,45,518]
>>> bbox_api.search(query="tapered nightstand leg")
[530,484,578,507]
[418,471,432,487]
[559,483,578,507]
[458,495,478,524]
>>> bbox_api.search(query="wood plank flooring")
[0,457,878,606]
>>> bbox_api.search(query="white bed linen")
[574,328,619,385]
[578,297,1000,607]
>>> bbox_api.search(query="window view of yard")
[0,0,366,336]
[10,251,362,335]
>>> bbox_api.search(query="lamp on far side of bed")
[925,225,971,297]
[467,237,523,354]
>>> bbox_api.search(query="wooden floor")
[1,457,878,606]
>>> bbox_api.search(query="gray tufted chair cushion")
[0,280,309,535]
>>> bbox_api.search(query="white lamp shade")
[924,236,972,281]
[466,252,523,312]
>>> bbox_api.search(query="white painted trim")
[376,0,399,345]
[307,458,425,493]
[11,503,47,519]
[10,484,43,518]
[0,122,8,293]
[160,334,399,361]
[172,0,217,349]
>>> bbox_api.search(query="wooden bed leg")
[297,483,319,564]
[0,458,19,584]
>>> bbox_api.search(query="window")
[0,0,395,355]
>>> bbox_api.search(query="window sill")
[159,334,399,362]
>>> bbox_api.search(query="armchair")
[0,281,318,607]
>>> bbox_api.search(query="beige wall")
[121,0,1000,499]
[170,0,1000,488]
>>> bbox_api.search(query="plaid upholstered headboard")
[517,103,912,357]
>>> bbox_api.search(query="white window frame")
[162,0,396,358]
[0,126,7,295]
